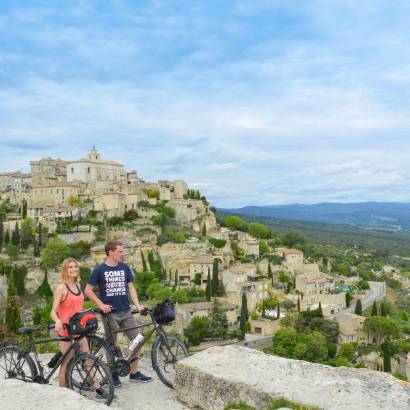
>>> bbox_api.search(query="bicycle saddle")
[18,327,41,335]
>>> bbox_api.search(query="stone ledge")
[174,345,410,410]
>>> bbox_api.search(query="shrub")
[107,216,123,226]
[124,209,139,221]
[208,238,227,248]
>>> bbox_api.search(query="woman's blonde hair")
[60,258,81,283]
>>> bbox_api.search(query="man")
[85,240,153,387]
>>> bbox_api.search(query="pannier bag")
[153,299,175,324]
[68,309,98,335]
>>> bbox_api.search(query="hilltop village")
[1,148,410,380]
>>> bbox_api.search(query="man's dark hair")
[105,240,122,256]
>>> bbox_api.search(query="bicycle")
[0,324,114,406]
[87,303,189,388]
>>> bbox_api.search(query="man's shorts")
[102,309,141,342]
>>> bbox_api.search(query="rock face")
[25,267,45,295]
[174,345,410,410]
[0,379,118,410]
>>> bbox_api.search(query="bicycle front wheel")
[66,353,114,406]
[0,345,37,382]
[151,334,189,388]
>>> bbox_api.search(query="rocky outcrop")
[25,267,45,295]
[0,379,118,409]
[174,345,410,410]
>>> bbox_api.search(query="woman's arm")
[50,284,65,333]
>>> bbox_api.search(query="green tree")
[212,259,219,296]
[297,296,301,312]
[205,268,212,301]
[363,316,400,346]
[371,301,378,316]
[11,222,20,246]
[272,327,298,358]
[202,224,206,237]
[317,302,323,318]
[267,263,273,279]
[382,340,392,373]
[140,251,147,271]
[222,215,247,231]
[22,199,27,219]
[0,215,3,252]
[38,222,43,247]
[345,292,353,308]
[175,269,178,287]
[123,209,139,221]
[185,316,209,346]
[37,273,53,299]
[354,299,363,316]
[41,237,70,270]
[282,231,305,247]
[193,273,202,286]
[248,222,269,239]
[12,265,27,296]
[5,244,19,260]
[259,240,269,255]
[380,301,389,317]
[5,275,23,334]
[208,301,229,339]
[337,343,356,362]
[20,218,35,250]
[240,292,249,332]
[4,230,10,245]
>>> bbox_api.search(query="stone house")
[250,318,281,336]
[338,312,368,344]
[29,183,79,208]
[174,301,238,333]
[67,147,126,188]
[238,239,259,257]
[282,248,304,273]
[30,157,67,185]
[188,256,215,285]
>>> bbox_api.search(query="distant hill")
[220,202,410,231]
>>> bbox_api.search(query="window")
[87,167,90,174]
[71,167,74,174]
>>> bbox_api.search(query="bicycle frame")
[96,311,169,363]
[11,332,83,383]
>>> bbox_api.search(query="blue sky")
[1,1,410,207]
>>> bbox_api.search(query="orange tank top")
[57,283,84,335]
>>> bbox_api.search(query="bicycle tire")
[86,334,116,370]
[66,353,114,406]
[151,334,188,388]
[0,345,38,382]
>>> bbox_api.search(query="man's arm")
[128,282,145,312]
[84,284,112,313]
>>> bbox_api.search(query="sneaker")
[95,388,117,401]
[112,374,122,388]
[129,371,153,383]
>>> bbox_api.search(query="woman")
[50,257,90,387]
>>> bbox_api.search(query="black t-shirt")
[88,262,134,312]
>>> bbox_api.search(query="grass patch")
[225,398,322,410]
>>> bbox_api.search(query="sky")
[1,0,410,208]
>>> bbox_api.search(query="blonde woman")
[50,258,89,387]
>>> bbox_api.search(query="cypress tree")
[22,199,27,219]
[205,268,212,301]
[0,216,3,252]
[38,222,43,247]
[345,292,352,308]
[371,301,378,316]
[276,302,280,320]
[382,341,391,373]
[380,301,388,317]
[212,259,219,296]
[175,269,178,287]
[202,224,206,237]
[262,299,266,318]
[354,299,363,316]
[4,230,10,244]
[240,292,248,333]
[37,272,53,299]
[317,301,323,317]
[267,263,273,279]
[140,251,147,271]
[297,295,301,312]
[5,274,23,334]
[11,222,20,246]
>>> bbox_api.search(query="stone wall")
[174,345,410,410]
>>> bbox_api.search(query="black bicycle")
[0,324,114,406]
[87,302,189,388]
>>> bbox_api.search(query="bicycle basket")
[68,309,98,335]
[153,299,175,324]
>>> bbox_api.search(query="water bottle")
[129,331,144,352]
[47,351,63,368]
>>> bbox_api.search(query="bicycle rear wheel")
[151,334,188,388]
[0,345,37,382]
[66,353,114,406]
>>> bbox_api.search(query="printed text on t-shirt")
[104,270,127,297]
